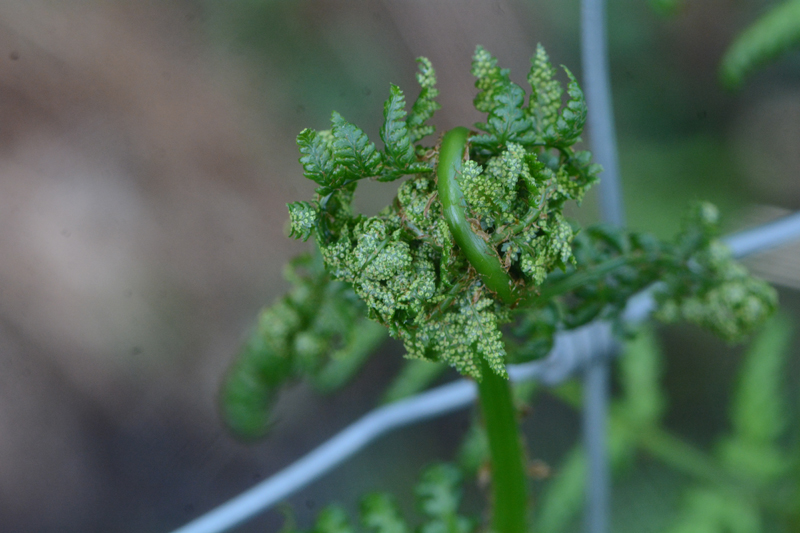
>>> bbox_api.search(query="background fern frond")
[720,0,800,88]
[718,313,793,482]
[408,57,441,144]
[332,111,381,180]
[380,84,415,178]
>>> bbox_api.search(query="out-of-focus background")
[0,1,798,532]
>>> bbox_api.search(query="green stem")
[515,255,632,309]
[437,127,518,304]
[477,358,529,533]
[538,256,631,301]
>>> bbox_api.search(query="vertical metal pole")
[582,357,610,533]
[582,0,625,228]
[581,0,624,532]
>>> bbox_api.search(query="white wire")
[169,212,800,533]
[170,380,476,533]
[170,321,612,533]
[723,210,800,258]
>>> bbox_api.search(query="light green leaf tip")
[720,0,800,89]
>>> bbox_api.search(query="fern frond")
[471,45,512,113]
[360,494,409,533]
[332,111,381,180]
[297,128,337,188]
[379,85,430,181]
[471,83,535,153]
[528,43,563,133]
[408,57,441,144]
[550,68,587,146]
[471,46,535,153]
[221,252,384,439]
[718,314,793,482]
[617,325,667,428]
[311,318,387,393]
[720,0,800,88]
[279,464,473,533]
[288,201,319,242]
[415,464,474,533]
[380,84,415,176]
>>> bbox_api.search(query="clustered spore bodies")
[289,45,601,379]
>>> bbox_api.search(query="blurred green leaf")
[381,359,446,404]
[617,326,667,428]
[720,0,800,89]
[360,493,409,533]
[718,314,793,482]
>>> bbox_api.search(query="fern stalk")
[476,358,529,533]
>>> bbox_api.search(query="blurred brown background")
[0,1,798,532]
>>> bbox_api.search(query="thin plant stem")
[477,358,529,533]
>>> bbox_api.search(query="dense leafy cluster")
[654,204,779,342]
[280,463,474,533]
[286,45,603,380]
[214,38,790,533]
[508,202,777,363]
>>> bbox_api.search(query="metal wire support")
[167,207,800,533]
[581,0,623,530]
[724,211,800,257]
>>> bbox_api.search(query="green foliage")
[220,251,387,439]
[654,204,777,343]
[279,464,474,533]
[408,57,441,144]
[549,69,587,147]
[528,44,563,135]
[648,0,686,17]
[720,0,800,88]
[360,494,408,533]
[665,488,761,533]
[658,315,796,530]
[287,45,616,380]
[332,111,382,181]
[234,44,776,440]
[223,40,785,533]
[297,128,338,191]
[718,314,793,483]
[415,464,475,533]
[616,326,667,428]
[469,45,587,153]
[536,317,800,532]
[380,85,416,179]
[312,506,356,533]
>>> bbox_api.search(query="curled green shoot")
[437,127,518,305]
